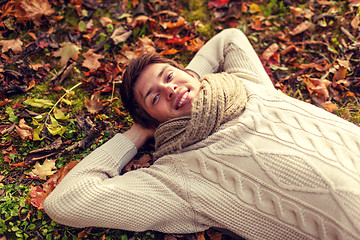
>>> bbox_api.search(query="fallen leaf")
[46,115,66,136]
[29,185,47,209]
[21,0,55,26]
[84,91,112,113]
[304,77,331,101]
[53,42,81,65]
[82,49,104,71]
[351,14,359,29]
[30,159,57,180]
[289,21,313,35]
[15,119,33,141]
[322,101,338,113]
[262,43,279,62]
[110,26,132,45]
[0,38,23,54]
[24,98,53,108]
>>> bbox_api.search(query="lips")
[176,91,189,109]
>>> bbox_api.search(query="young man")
[44,29,360,240]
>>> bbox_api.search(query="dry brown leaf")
[20,0,54,25]
[82,49,104,71]
[15,119,33,140]
[289,21,313,35]
[262,43,279,62]
[351,14,360,29]
[110,26,132,45]
[0,38,23,54]
[304,77,331,101]
[84,91,114,113]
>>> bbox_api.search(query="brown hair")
[120,53,186,128]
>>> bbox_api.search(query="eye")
[166,73,173,82]
[152,94,159,104]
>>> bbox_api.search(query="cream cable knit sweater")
[44,29,360,240]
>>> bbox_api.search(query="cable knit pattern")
[44,29,360,240]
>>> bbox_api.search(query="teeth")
[177,92,188,107]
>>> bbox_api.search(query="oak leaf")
[53,42,81,65]
[21,0,55,26]
[30,159,57,180]
[82,49,104,71]
[0,38,23,54]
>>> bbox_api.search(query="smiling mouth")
[176,91,189,109]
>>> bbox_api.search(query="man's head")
[120,53,200,128]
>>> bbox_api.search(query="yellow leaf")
[46,115,66,135]
[30,159,57,180]
[53,107,69,120]
[249,3,261,14]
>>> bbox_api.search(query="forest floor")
[1,0,360,239]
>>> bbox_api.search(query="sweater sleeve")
[44,134,197,233]
[186,28,274,88]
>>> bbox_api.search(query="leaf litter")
[1,0,360,239]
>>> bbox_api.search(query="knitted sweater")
[44,29,360,239]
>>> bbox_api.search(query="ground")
[1,0,360,239]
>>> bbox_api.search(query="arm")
[44,126,196,232]
[186,28,274,88]
[123,123,156,149]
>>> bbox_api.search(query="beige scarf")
[154,72,247,159]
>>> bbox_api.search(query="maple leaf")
[82,49,104,71]
[20,0,55,26]
[0,38,23,54]
[30,159,57,180]
[53,42,81,65]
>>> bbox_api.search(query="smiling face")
[134,63,201,123]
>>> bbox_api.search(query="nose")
[163,84,177,100]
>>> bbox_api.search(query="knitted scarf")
[154,72,247,159]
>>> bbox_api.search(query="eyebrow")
[143,65,169,106]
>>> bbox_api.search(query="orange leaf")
[289,21,313,35]
[29,185,48,210]
[160,48,180,55]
